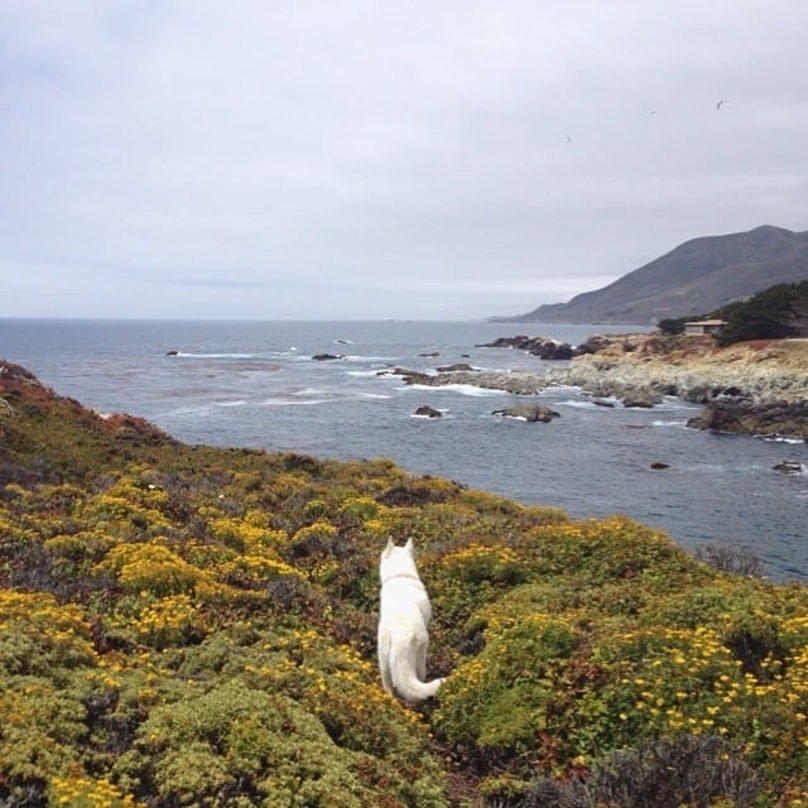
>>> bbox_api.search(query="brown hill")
[497,225,808,324]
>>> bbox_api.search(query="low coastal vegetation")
[1,361,807,807]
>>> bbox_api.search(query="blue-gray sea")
[1,319,806,581]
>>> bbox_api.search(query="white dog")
[377,537,444,703]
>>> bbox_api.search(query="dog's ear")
[405,537,416,555]
[382,537,395,557]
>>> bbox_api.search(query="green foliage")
[1,364,807,806]
[716,280,808,346]
[657,316,690,335]
[117,681,388,806]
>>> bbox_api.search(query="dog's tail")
[393,670,444,703]
[389,641,444,703]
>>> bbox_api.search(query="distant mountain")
[494,225,808,324]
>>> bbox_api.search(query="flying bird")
[566,133,573,143]
[716,99,726,110]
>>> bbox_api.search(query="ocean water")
[1,318,806,582]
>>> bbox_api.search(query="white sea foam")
[402,383,507,397]
[558,399,603,409]
[344,355,398,363]
[541,384,582,395]
[259,396,333,407]
[652,419,689,427]
[172,352,256,359]
[656,397,698,410]
[214,400,247,408]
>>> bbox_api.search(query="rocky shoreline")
[386,334,808,442]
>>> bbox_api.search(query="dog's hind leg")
[416,635,428,682]
[378,635,394,694]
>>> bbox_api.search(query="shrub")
[95,542,202,597]
[695,541,765,578]
[516,735,760,808]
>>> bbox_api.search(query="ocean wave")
[541,384,583,395]
[764,436,805,445]
[652,419,689,427]
[343,355,399,363]
[655,397,699,411]
[292,388,341,399]
[557,399,608,410]
[214,400,248,408]
[170,352,257,359]
[259,396,334,407]
[401,383,508,397]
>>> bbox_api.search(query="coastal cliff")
[1,360,807,805]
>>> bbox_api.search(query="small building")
[684,319,726,336]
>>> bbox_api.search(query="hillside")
[497,225,808,324]
[1,361,807,807]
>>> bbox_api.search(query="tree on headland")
[714,280,808,346]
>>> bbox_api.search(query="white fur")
[377,537,444,703]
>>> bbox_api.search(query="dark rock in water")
[593,398,615,408]
[414,405,443,419]
[687,398,808,442]
[418,352,440,358]
[461,354,471,358]
[165,350,179,356]
[312,353,344,361]
[621,388,662,408]
[382,368,436,386]
[436,363,475,372]
[492,404,560,423]
[650,462,671,470]
[772,460,805,474]
[686,384,747,404]
[477,334,574,360]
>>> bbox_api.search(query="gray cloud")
[1,0,807,320]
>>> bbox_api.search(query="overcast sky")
[1,1,807,320]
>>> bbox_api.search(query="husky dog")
[377,537,444,702]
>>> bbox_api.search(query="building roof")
[684,319,726,326]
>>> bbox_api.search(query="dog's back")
[378,538,443,702]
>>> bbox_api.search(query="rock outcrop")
[376,335,808,440]
[492,404,560,423]
[687,399,808,442]
[436,363,475,372]
[413,405,443,419]
[560,336,808,405]
[382,367,546,395]
[772,461,805,474]
[477,335,574,360]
